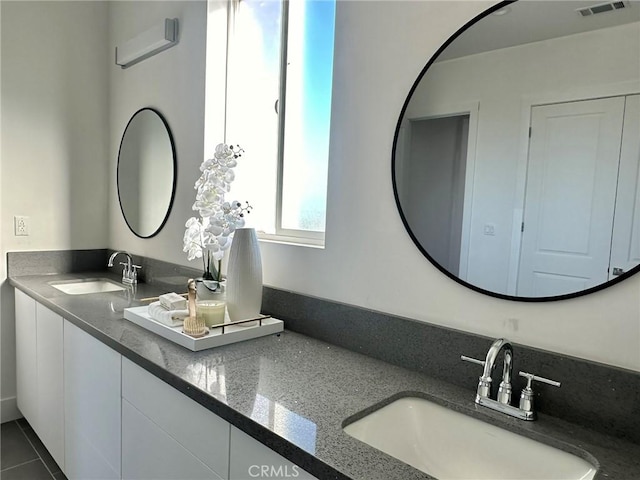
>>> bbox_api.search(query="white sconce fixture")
[115,18,179,69]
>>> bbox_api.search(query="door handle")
[612,267,625,276]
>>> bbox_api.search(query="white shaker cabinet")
[64,320,121,480]
[14,290,65,470]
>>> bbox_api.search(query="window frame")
[222,0,333,247]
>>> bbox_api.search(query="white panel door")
[64,320,121,480]
[35,303,64,470]
[518,97,625,297]
[15,289,38,428]
[610,94,640,279]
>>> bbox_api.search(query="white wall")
[108,0,211,259]
[256,1,640,372]
[405,116,467,275]
[107,0,640,372]
[0,1,110,420]
[406,22,640,294]
[3,2,638,423]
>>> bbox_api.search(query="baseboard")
[1,396,21,423]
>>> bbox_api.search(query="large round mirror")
[393,0,640,301]
[117,108,176,238]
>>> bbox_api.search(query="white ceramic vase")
[226,228,263,324]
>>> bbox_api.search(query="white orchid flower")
[183,143,252,279]
[183,217,205,261]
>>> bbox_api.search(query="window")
[223,0,336,245]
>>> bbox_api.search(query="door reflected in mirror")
[117,108,176,238]
[393,0,640,300]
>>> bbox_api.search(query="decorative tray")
[123,306,284,351]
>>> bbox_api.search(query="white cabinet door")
[35,303,64,470]
[122,399,223,480]
[15,290,38,429]
[229,426,318,480]
[122,358,230,479]
[64,320,121,480]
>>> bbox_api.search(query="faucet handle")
[518,371,561,388]
[462,355,493,398]
[119,261,130,271]
[518,371,561,413]
[460,355,486,367]
[131,265,141,281]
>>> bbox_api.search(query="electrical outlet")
[14,216,30,236]
[483,223,496,236]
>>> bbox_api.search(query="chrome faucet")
[477,338,513,404]
[107,251,141,284]
[462,338,560,421]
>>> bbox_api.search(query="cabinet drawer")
[123,400,223,480]
[65,422,120,480]
[122,358,230,479]
[230,426,318,480]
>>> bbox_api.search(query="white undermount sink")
[343,396,597,480]
[49,279,126,295]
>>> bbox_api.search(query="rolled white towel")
[159,292,187,310]
[148,301,188,327]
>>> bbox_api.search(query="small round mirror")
[117,108,176,238]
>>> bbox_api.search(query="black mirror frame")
[117,107,177,239]
[391,0,640,302]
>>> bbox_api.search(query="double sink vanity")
[6,0,640,477]
[8,250,640,480]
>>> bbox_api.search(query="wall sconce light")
[115,18,179,69]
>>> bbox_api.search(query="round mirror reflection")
[393,1,640,300]
[117,108,176,238]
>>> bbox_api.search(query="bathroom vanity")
[12,278,318,480]
[9,255,640,480]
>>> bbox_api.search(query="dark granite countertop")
[9,272,640,480]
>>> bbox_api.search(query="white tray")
[124,306,283,351]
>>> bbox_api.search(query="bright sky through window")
[282,0,335,232]
[225,0,335,240]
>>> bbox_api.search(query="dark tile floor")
[1,419,67,480]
